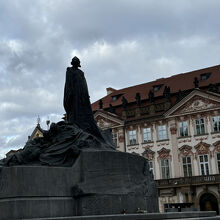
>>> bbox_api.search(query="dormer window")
[153,84,163,92]
[200,72,211,81]
[112,96,117,101]
[112,94,122,101]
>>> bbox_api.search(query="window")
[217,153,220,174]
[148,161,154,174]
[153,84,163,92]
[161,159,170,179]
[212,116,220,132]
[111,94,122,101]
[182,156,192,177]
[112,133,117,147]
[143,128,151,142]
[179,121,189,137]
[199,155,209,175]
[158,125,167,140]
[200,72,211,81]
[112,96,117,101]
[195,118,205,135]
[128,130,137,145]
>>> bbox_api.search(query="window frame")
[179,121,189,137]
[148,160,154,175]
[217,153,220,174]
[199,154,210,175]
[182,156,192,177]
[212,116,220,133]
[161,159,170,179]
[153,84,163,92]
[128,129,137,145]
[200,72,211,81]
[195,118,205,135]
[143,127,151,143]
[158,125,167,140]
[112,133,118,147]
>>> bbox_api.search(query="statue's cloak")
[64,67,101,138]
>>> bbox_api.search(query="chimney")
[106,87,116,95]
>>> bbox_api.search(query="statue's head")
[71,56,81,68]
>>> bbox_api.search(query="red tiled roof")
[92,65,220,111]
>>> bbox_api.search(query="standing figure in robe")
[63,57,102,138]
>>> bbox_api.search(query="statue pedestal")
[0,150,158,219]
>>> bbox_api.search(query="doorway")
[199,193,219,215]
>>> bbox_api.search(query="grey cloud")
[0,87,63,120]
[42,0,220,44]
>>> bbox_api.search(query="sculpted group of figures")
[0,57,114,167]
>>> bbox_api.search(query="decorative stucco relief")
[182,99,217,113]
[170,126,177,135]
[127,145,139,151]
[96,115,119,129]
[143,144,154,149]
[173,96,220,115]
[195,136,208,142]
[157,141,169,147]
[178,138,191,144]
[95,112,124,130]
[118,135,124,143]
[212,134,220,139]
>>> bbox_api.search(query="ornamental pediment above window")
[194,142,210,155]
[213,140,220,147]
[179,145,192,154]
[178,145,194,159]
[142,148,155,160]
[213,140,220,155]
[157,147,171,160]
[164,89,220,117]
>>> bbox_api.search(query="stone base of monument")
[0,150,158,220]
[22,211,219,220]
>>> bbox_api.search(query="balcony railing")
[156,174,220,188]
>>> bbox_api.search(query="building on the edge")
[5,119,46,158]
[91,65,220,213]
[28,122,45,140]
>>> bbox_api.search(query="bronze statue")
[121,96,128,109]
[148,89,154,103]
[163,86,171,100]
[64,57,90,125]
[99,99,103,109]
[194,77,199,88]
[135,93,141,106]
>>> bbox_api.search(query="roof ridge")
[107,64,220,95]
[92,64,220,109]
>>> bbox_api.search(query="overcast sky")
[0,0,220,158]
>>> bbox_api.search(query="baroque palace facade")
[91,65,220,213]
